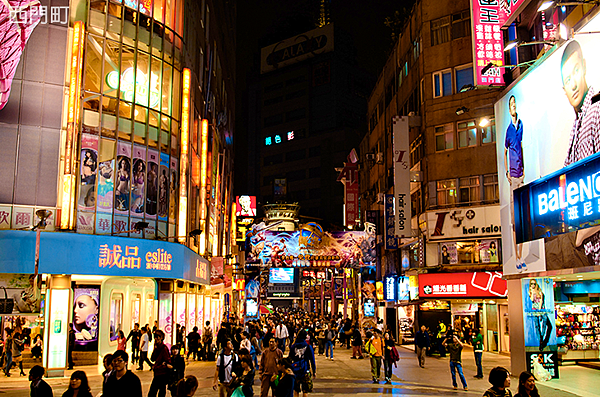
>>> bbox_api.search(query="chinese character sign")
[393,116,411,237]
[471,0,505,86]
[419,272,507,297]
[384,194,398,249]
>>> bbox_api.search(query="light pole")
[33,209,52,280]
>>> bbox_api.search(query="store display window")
[439,239,500,265]
[556,304,600,351]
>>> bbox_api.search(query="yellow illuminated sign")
[178,68,191,243]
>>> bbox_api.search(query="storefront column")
[44,275,71,377]
[508,279,526,375]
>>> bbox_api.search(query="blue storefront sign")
[384,275,396,301]
[0,230,210,284]
[515,151,600,243]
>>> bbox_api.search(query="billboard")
[393,116,411,237]
[236,196,257,217]
[73,287,100,350]
[495,14,600,275]
[419,272,507,298]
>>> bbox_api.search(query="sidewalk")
[398,344,599,397]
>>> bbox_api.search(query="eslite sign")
[419,272,507,298]
[427,206,501,240]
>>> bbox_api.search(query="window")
[433,70,452,98]
[286,169,305,182]
[457,120,477,148]
[309,188,321,199]
[286,75,306,86]
[484,174,499,202]
[264,154,283,166]
[286,149,305,162]
[309,146,321,157]
[309,167,321,178]
[263,113,283,127]
[313,62,330,86]
[431,16,451,46]
[286,89,305,100]
[455,66,474,92]
[286,108,306,122]
[264,96,283,106]
[459,176,480,203]
[482,118,496,144]
[451,11,470,39]
[264,82,283,93]
[437,179,457,206]
[410,135,424,166]
[420,78,425,103]
[435,124,454,151]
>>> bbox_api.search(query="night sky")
[234,0,412,195]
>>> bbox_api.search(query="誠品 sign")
[426,205,501,240]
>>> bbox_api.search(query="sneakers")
[351,356,357,359]
[372,378,378,384]
[385,378,391,384]
[454,386,458,390]
[516,258,528,273]
[330,357,334,361]
[464,387,469,391]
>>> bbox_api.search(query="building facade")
[0,0,235,373]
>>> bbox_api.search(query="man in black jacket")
[415,325,430,368]
[103,350,143,397]
[126,323,142,365]
[29,365,53,397]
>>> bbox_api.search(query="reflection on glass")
[162,63,172,115]
[109,293,123,342]
[103,40,120,96]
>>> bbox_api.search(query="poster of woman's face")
[73,287,100,350]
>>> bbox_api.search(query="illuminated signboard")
[105,67,160,108]
[409,275,419,300]
[265,132,294,146]
[384,194,398,249]
[397,276,409,301]
[495,13,600,276]
[393,116,411,237]
[236,196,257,217]
[384,275,396,301]
[233,279,246,291]
[45,288,70,369]
[419,272,507,298]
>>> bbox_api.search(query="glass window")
[459,176,480,203]
[451,10,470,39]
[484,174,499,202]
[457,120,477,148]
[109,293,123,342]
[437,179,457,206]
[433,70,452,98]
[482,118,496,144]
[85,36,103,94]
[431,15,450,46]
[455,66,473,92]
[162,63,172,115]
[103,40,120,97]
[435,124,453,151]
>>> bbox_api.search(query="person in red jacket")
[148,330,172,397]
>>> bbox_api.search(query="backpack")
[326,330,334,341]
[218,352,240,383]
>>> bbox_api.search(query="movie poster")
[73,287,100,351]
[145,149,159,218]
[158,153,170,221]
[78,134,98,211]
[115,143,131,215]
[131,145,146,215]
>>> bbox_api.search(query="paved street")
[0,345,595,396]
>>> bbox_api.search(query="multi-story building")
[0,0,234,372]
[359,0,507,352]
[244,23,370,228]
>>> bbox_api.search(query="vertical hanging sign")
[384,194,398,250]
[336,150,359,228]
[470,0,505,86]
[179,68,191,242]
[392,116,411,238]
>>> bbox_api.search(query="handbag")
[365,340,377,356]
[0,287,14,314]
[230,386,245,397]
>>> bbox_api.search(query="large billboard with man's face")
[495,15,600,276]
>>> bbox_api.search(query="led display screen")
[269,267,294,284]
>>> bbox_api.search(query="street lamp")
[33,210,53,279]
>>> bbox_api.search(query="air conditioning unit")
[377,193,385,204]
[365,153,376,161]
[376,153,384,164]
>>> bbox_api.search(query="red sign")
[233,279,246,291]
[419,272,507,298]
[471,0,505,86]
[345,182,358,227]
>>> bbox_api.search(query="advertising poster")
[158,153,170,221]
[440,243,458,264]
[0,274,41,314]
[480,239,500,263]
[397,276,409,301]
[131,145,146,215]
[115,143,132,215]
[78,134,98,211]
[210,256,224,285]
[95,212,112,234]
[145,149,159,218]
[522,278,557,352]
[495,14,600,275]
[236,196,257,217]
[47,289,69,369]
[158,292,173,346]
[169,157,178,222]
[73,287,100,350]
[97,158,115,213]
[364,298,375,317]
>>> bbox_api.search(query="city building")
[358,0,507,353]
[0,0,235,373]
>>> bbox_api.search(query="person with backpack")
[365,328,384,384]
[289,330,316,397]
[148,330,172,397]
[273,358,295,397]
[212,339,240,397]
[202,321,213,360]
[324,324,335,361]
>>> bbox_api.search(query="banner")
[384,194,398,250]
[73,287,100,350]
[158,153,170,221]
[115,143,131,215]
[131,146,146,215]
[78,134,98,211]
[392,116,411,237]
[145,149,159,218]
[419,272,507,298]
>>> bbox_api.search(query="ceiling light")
[559,23,569,40]
[479,118,490,127]
[538,1,554,11]
[456,106,469,115]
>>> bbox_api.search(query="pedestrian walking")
[102,353,113,388]
[289,330,316,397]
[350,325,363,359]
[383,331,396,384]
[117,330,127,351]
[68,324,75,370]
[365,328,383,384]
[273,358,295,397]
[259,337,283,397]
[202,321,213,360]
[103,350,143,397]
[29,365,53,397]
[316,326,325,356]
[514,371,538,397]
[437,320,447,357]
[126,323,142,365]
[186,326,200,361]
[61,370,93,397]
[483,367,512,397]
[11,330,26,376]
[212,339,240,397]
[174,375,198,397]
[415,325,430,368]
[324,324,335,360]
[4,328,13,377]
[275,321,289,353]
[149,330,172,397]
[230,355,255,397]
[137,326,153,370]
[168,344,186,394]
[472,328,484,379]
[443,332,468,391]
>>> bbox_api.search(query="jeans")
[383,358,392,380]
[138,351,153,369]
[131,345,139,363]
[148,373,169,397]
[4,351,11,375]
[278,338,286,352]
[474,351,483,378]
[416,346,426,367]
[325,341,334,359]
[370,356,382,380]
[449,361,467,388]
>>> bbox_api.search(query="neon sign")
[105,67,160,108]
[265,131,294,146]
